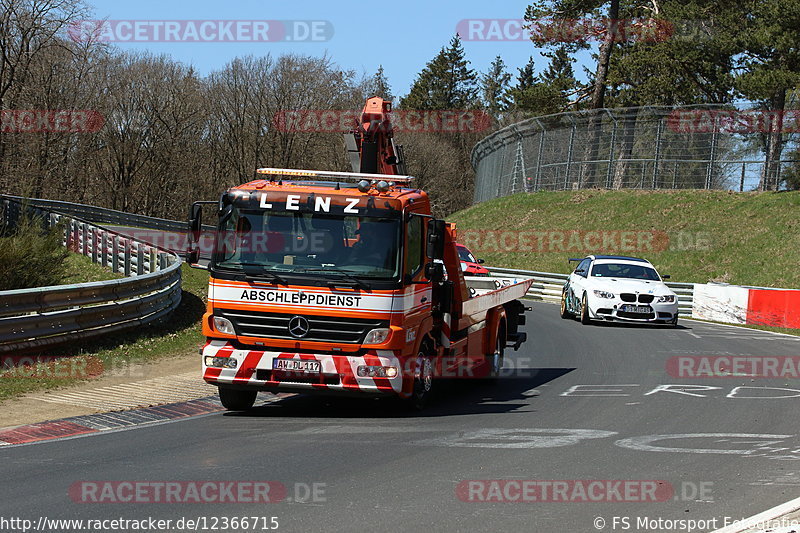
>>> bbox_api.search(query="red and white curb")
[0,397,224,446]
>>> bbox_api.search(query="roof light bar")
[256,167,414,184]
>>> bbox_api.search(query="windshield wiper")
[297,267,371,290]
[240,265,287,285]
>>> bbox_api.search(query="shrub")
[0,213,70,290]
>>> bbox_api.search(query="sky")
[83,0,591,98]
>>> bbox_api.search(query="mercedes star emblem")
[288,315,310,338]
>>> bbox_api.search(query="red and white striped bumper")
[201,340,408,397]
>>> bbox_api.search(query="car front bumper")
[587,294,679,323]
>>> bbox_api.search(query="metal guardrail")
[0,198,182,353]
[489,266,694,318]
[1,195,187,233]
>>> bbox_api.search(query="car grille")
[618,310,655,319]
[218,309,387,344]
[620,293,654,304]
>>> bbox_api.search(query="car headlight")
[213,316,236,335]
[593,290,614,299]
[363,328,390,344]
[657,295,676,303]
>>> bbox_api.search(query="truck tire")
[560,289,572,319]
[218,386,257,411]
[408,345,434,410]
[580,294,591,325]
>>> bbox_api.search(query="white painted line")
[686,318,800,340]
[710,495,800,533]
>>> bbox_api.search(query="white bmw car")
[560,255,679,326]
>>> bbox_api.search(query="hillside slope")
[448,190,800,288]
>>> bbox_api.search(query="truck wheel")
[560,289,572,319]
[580,294,591,325]
[218,386,257,411]
[486,324,505,379]
[409,347,434,410]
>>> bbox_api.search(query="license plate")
[272,359,321,373]
[622,305,651,314]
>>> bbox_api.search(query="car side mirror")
[575,269,585,275]
[477,258,485,264]
[662,274,671,280]
[424,262,445,283]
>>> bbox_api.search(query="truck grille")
[217,309,388,344]
[620,293,654,304]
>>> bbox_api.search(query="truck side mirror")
[426,219,445,260]
[187,202,204,267]
[425,262,445,283]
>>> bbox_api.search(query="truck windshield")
[213,208,402,279]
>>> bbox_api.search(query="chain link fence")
[471,104,799,203]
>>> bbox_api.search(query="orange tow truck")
[187,97,533,410]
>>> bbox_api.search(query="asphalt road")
[2,303,800,533]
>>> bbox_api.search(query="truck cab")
[188,170,532,411]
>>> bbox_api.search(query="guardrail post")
[90,227,98,263]
[112,236,119,274]
[79,222,86,255]
[124,240,132,277]
[137,242,145,276]
[100,231,108,267]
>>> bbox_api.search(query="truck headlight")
[204,356,238,368]
[363,328,390,344]
[657,295,676,303]
[593,290,614,299]
[213,316,236,335]
[357,365,398,378]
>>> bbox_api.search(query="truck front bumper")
[202,340,408,398]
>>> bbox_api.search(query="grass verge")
[449,189,800,288]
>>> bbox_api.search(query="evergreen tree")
[367,65,393,100]
[507,48,579,115]
[400,35,479,110]
[481,55,512,119]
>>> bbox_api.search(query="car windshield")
[457,246,476,263]
[590,262,661,281]
[213,208,401,279]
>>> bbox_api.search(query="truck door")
[400,213,430,355]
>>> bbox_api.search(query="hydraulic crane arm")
[344,97,407,176]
